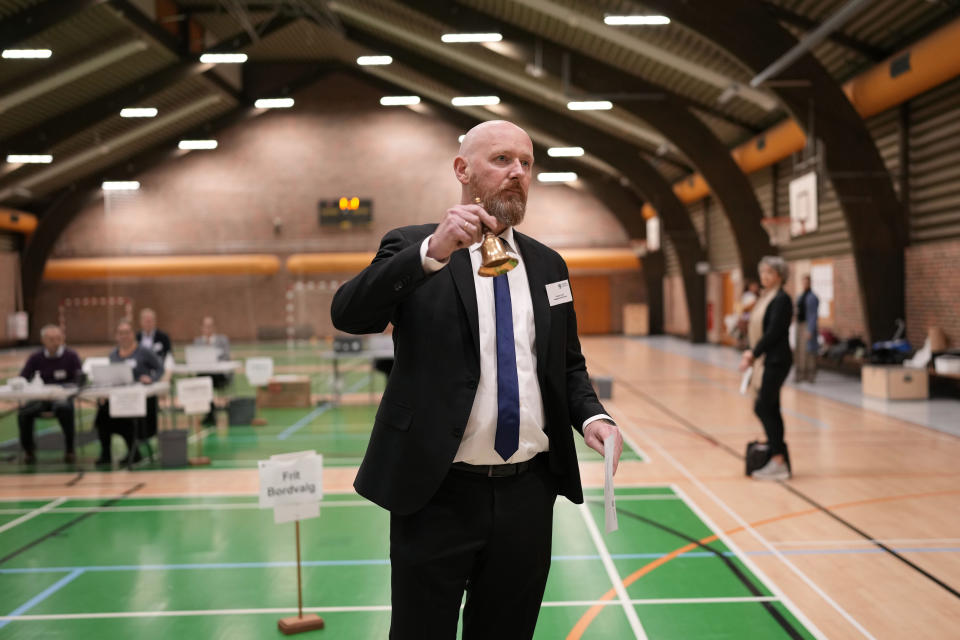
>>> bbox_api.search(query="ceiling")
[1,0,956,209]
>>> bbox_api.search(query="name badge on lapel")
[545,280,573,306]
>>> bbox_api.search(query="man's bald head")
[454,120,534,228]
[458,120,532,160]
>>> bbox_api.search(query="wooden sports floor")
[1,336,959,639]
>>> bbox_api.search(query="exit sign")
[318,198,372,228]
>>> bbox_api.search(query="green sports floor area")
[0,486,816,639]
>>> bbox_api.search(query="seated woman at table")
[95,320,164,466]
[194,316,231,426]
[17,324,83,464]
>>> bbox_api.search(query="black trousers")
[203,373,232,424]
[18,400,75,453]
[754,363,791,456]
[389,454,558,640]
[95,398,158,459]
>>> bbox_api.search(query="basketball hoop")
[761,217,791,246]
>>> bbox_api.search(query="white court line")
[624,414,873,640]
[0,498,65,534]
[0,500,374,515]
[773,538,960,547]
[585,495,680,502]
[671,484,828,640]
[577,503,648,639]
[621,430,651,464]
[187,427,214,443]
[0,489,363,501]
[0,597,781,622]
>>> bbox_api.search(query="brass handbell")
[474,197,519,277]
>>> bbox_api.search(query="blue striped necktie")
[493,273,520,461]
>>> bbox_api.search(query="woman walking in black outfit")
[740,256,793,481]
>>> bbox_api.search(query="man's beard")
[472,178,526,227]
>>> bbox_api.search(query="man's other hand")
[584,420,623,475]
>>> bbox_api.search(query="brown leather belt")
[451,454,543,478]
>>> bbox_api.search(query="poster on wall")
[789,171,818,237]
[646,217,660,251]
[810,263,833,319]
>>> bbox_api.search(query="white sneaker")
[751,458,790,481]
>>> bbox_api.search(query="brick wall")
[663,275,690,337]
[906,239,960,349]
[34,72,632,343]
[830,255,867,339]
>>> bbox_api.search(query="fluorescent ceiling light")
[380,96,420,106]
[566,100,613,111]
[547,147,584,157]
[537,172,578,183]
[1,49,52,59]
[357,55,392,65]
[604,15,670,26]
[102,181,140,191]
[199,53,247,63]
[6,154,53,164]
[451,96,500,106]
[178,139,218,150]
[441,33,503,43]
[120,107,158,118]
[255,98,294,109]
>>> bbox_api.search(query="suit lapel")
[515,233,551,377]
[449,248,480,362]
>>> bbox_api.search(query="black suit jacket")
[752,289,793,367]
[331,224,608,515]
[136,329,172,361]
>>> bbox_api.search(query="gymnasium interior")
[1,1,959,638]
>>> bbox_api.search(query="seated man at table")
[17,324,82,464]
[136,308,172,363]
[95,320,164,466]
[194,316,231,426]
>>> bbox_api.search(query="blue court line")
[2,548,958,575]
[0,568,84,629]
[0,426,58,448]
[782,407,830,430]
[275,376,373,441]
[276,404,332,441]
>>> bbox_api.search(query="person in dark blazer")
[95,320,164,466]
[740,256,793,480]
[136,308,172,362]
[331,120,623,640]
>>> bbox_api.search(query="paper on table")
[739,366,753,395]
[604,436,618,533]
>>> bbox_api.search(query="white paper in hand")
[739,366,753,395]
[604,436,618,533]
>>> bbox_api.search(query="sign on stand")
[108,385,147,418]
[245,357,274,387]
[177,376,214,465]
[177,376,213,415]
[259,450,326,635]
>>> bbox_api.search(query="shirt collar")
[43,345,65,359]
[469,226,516,253]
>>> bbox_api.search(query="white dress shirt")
[420,228,611,464]
[140,331,155,350]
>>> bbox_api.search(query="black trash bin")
[228,397,256,425]
[158,430,189,467]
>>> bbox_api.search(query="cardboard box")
[623,303,649,336]
[256,376,312,408]
[861,365,928,400]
